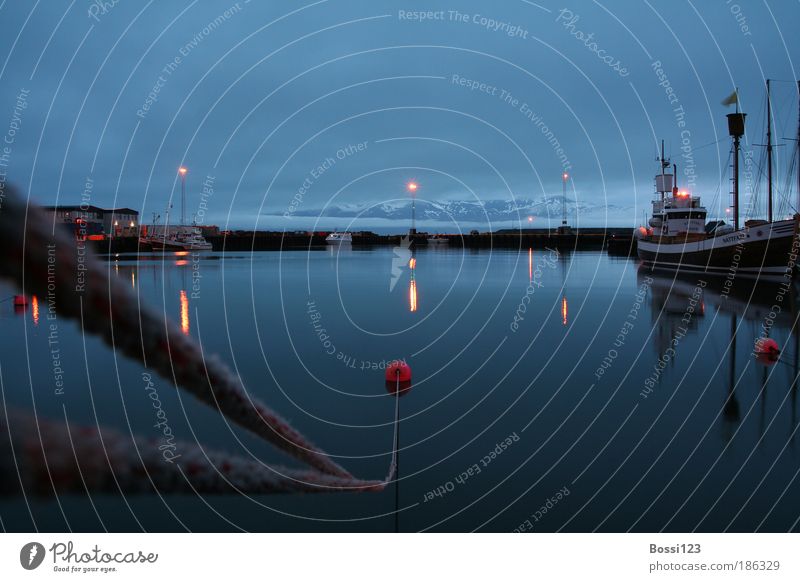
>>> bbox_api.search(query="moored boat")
[637,83,800,283]
[146,227,213,252]
[325,231,352,244]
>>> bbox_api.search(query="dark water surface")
[1,247,799,532]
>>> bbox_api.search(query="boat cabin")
[648,169,707,237]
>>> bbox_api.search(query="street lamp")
[407,181,418,235]
[562,172,569,226]
[178,166,188,226]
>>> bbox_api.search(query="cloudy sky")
[1,1,798,230]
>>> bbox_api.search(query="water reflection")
[639,266,800,443]
[409,256,417,313]
[31,295,39,326]
[559,251,568,326]
[522,247,533,282]
[180,289,190,335]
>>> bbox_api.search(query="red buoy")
[385,360,412,396]
[754,337,780,364]
[13,295,28,306]
[385,360,411,382]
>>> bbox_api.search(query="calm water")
[1,247,799,532]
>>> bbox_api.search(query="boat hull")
[145,239,212,252]
[637,218,798,281]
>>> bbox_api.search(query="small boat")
[325,231,352,244]
[426,234,449,245]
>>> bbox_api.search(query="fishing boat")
[147,227,213,251]
[142,170,213,252]
[325,231,352,244]
[426,234,448,245]
[141,208,212,252]
[637,81,800,282]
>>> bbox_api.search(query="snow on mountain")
[270,196,634,223]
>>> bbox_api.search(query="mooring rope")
[0,187,402,495]
[0,409,384,496]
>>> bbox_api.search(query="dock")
[89,228,637,255]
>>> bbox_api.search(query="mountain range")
[271,196,636,224]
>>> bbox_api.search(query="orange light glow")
[409,257,416,269]
[528,248,533,282]
[174,251,189,257]
[180,290,189,335]
[678,190,689,197]
[561,296,568,326]
[178,167,188,176]
[175,260,188,266]
[406,181,418,193]
[409,279,417,312]
[31,295,39,326]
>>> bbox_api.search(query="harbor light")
[179,166,188,226]
[407,181,418,235]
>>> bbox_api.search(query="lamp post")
[407,181,418,235]
[178,167,188,226]
[562,172,569,227]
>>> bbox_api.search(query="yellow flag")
[721,90,738,106]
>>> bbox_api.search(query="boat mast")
[660,140,667,206]
[767,79,773,222]
[727,96,746,231]
[797,80,800,213]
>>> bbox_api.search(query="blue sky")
[1,1,798,230]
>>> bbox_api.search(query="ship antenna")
[673,163,678,197]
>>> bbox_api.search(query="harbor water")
[0,248,798,532]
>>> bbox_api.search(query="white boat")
[427,234,448,245]
[325,232,352,244]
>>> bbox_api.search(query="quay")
[88,228,637,255]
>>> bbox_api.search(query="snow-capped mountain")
[271,196,635,223]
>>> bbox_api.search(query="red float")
[13,295,28,306]
[754,337,780,364]
[385,360,411,382]
[385,360,412,396]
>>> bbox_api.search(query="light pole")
[562,172,569,227]
[407,181,418,235]
[179,166,188,226]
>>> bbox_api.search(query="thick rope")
[0,187,355,480]
[0,409,384,496]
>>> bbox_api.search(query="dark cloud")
[1,1,797,230]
